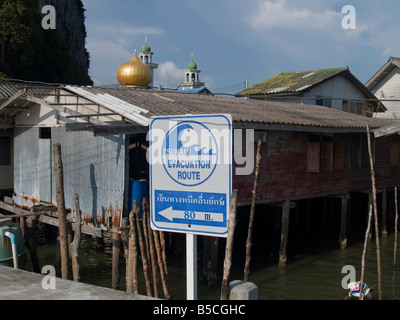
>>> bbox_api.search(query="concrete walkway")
[0,265,156,300]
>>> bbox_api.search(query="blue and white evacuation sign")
[149,114,232,237]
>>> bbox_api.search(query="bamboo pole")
[359,201,373,300]
[70,192,82,282]
[145,201,159,298]
[366,125,382,300]
[220,189,238,300]
[394,186,398,267]
[129,210,138,294]
[134,200,153,297]
[53,143,69,280]
[153,228,170,299]
[244,139,262,282]
[160,231,168,276]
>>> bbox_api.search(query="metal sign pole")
[186,233,197,300]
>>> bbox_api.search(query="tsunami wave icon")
[161,121,219,187]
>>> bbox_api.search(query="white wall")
[371,68,400,119]
[302,76,366,111]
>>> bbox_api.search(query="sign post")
[149,114,232,300]
[186,233,197,300]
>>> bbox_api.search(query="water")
[24,223,400,300]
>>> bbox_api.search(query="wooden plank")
[0,201,102,237]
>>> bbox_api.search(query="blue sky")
[82,0,400,94]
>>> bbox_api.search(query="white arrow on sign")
[158,207,224,223]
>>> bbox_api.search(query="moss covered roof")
[237,67,348,96]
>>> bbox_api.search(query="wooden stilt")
[53,143,69,280]
[160,231,168,276]
[244,139,262,282]
[394,186,399,267]
[220,189,238,300]
[128,211,138,294]
[19,217,26,241]
[202,236,219,286]
[26,216,40,273]
[146,206,159,298]
[111,231,121,290]
[279,200,290,268]
[359,201,373,300]
[339,195,349,249]
[70,192,82,282]
[134,200,153,297]
[153,229,170,299]
[120,217,130,291]
[382,188,388,237]
[366,125,382,300]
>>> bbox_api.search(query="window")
[343,100,363,115]
[39,128,51,139]
[0,137,11,165]
[390,140,400,166]
[307,134,339,172]
[315,96,332,108]
[350,135,371,169]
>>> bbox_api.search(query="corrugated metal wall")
[52,127,126,229]
[13,126,127,230]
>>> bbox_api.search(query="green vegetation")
[0,0,92,85]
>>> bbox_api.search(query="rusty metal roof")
[73,87,397,132]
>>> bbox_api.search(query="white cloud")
[87,39,133,85]
[155,61,184,89]
[245,0,367,39]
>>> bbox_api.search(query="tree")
[0,0,93,85]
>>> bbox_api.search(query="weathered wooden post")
[26,216,40,273]
[244,139,262,282]
[221,189,238,300]
[381,188,388,237]
[134,200,153,297]
[145,202,159,298]
[394,186,398,267]
[153,229,170,299]
[111,231,121,290]
[53,143,69,280]
[359,201,373,300]
[121,217,130,290]
[279,200,290,268]
[339,194,349,249]
[70,192,81,282]
[128,211,138,294]
[366,125,382,300]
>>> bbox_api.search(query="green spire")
[140,37,151,52]
[187,54,198,69]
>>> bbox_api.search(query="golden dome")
[117,52,152,87]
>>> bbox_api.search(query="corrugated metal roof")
[73,87,397,131]
[0,82,56,128]
[236,68,348,96]
[0,82,396,132]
